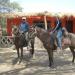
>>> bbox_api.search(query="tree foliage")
[10,1,22,12]
[0,0,22,12]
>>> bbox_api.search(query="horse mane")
[12,25,20,36]
[34,26,57,50]
[36,27,49,36]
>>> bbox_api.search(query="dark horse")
[30,26,57,67]
[30,26,75,67]
[12,26,35,59]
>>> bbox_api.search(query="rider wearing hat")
[19,17,29,33]
[19,17,29,42]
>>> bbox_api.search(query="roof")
[0,12,75,18]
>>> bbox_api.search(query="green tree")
[0,0,22,12]
[10,2,22,12]
[0,0,10,6]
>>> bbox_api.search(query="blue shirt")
[19,22,29,32]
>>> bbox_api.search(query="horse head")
[12,25,20,36]
[28,25,37,38]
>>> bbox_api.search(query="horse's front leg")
[20,47,23,59]
[16,47,20,58]
[30,40,34,57]
[47,49,53,67]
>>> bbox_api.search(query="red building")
[7,15,75,36]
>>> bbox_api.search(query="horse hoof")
[49,62,54,67]
[28,53,33,58]
[49,65,55,69]
[49,64,52,67]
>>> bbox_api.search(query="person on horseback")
[19,17,29,33]
[19,17,29,40]
[50,16,63,51]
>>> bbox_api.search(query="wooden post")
[44,15,47,30]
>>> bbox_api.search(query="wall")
[7,15,75,36]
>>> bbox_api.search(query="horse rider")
[50,16,63,51]
[19,17,29,39]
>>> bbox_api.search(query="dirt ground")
[0,48,75,75]
[0,38,75,75]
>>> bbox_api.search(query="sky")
[11,0,75,13]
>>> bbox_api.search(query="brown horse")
[30,26,57,67]
[12,26,35,59]
[30,26,75,67]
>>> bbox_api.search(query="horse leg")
[20,47,23,59]
[47,49,53,67]
[16,47,20,58]
[69,46,75,63]
[30,40,34,57]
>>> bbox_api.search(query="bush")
[2,28,7,36]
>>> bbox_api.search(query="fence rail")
[0,36,13,47]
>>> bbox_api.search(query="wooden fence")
[0,36,13,48]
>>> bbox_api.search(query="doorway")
[66,19,73,33]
